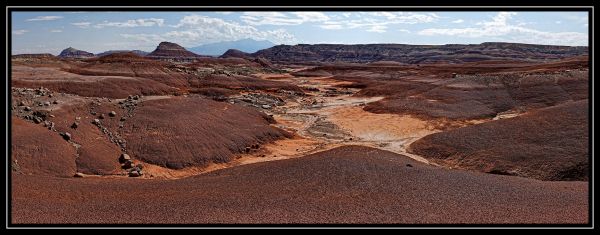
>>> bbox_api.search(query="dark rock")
[122,160,134,169]
[109,111,116,117]
[24,106,31,111]
[119,153,131,163]
[60,132,71,141]
[406,164,413,168]
[92,119,100,125]
[71,122,79,129]
[128,171,140,177]
[73,172,84,178]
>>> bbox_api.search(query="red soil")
[11,117,77,177]
[322,57,589,120]
[408,100,589,181]
[49,102,123,175]
[188,74,302,94]
[12,55,301,99]
[12,64,180,99]
[11,146,588,224]
[120,97,292,169]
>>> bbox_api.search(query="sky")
[11,11,589,55]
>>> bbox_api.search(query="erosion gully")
[108,73,444,179]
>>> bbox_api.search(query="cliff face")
[58,47,95,58]
[252,42,588,64]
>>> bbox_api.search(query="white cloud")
[124,15,297,46]
[291,12,330,22]
[398,29,410,33]
[366,12,439,24]
[319,12,438,33]
[418,12,588,46]
[563,13,588,24]
[50,29,62,33]
[26,16,63,21]
[555,21,562,24]
[366,25,387,33]
[12,29,28,35]
[241,12,329,25]
[216,12,233,15]
[121,33,166,43]
[95,18,164,28]
[71,22,91,28]
[320,24,343,30]
[452,19,464,24]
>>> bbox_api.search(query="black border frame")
[5,5,594,229]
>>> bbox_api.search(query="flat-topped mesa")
[96,50,149,57]
[219,49,252,59]
[58,47,95,59]
[146,41,203,62]
[12,53,57,59]
[252,42,588,65]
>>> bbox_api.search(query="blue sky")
[11,11,589,55]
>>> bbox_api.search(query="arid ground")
[10,42,590,224]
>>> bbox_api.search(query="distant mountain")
[252,42,588,64]
[58,47,94,58]
[96,50,149,57]
[189,39,275,56]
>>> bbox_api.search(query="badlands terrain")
[10,42,589,224]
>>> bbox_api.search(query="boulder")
[128,171,140,177]
[109,111,116,117]
[119,153,131,163]
[60,132,71,141]
[122,160,134,169]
